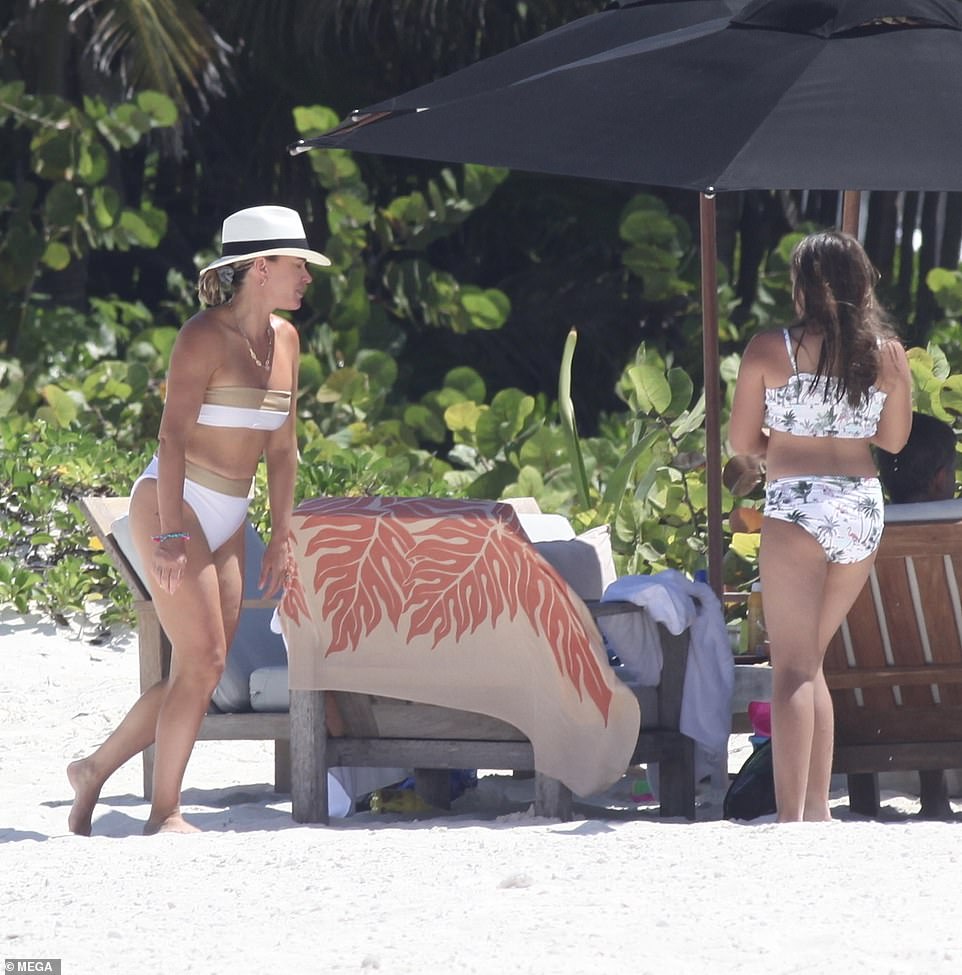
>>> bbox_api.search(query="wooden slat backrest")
[825,519,962,744]
[78,496,150,601]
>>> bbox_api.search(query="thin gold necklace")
[228,305,274,371]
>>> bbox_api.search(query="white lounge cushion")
[250,665,289,713]
[534,524,617,602]
[516,511,577,542]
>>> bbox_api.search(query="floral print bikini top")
[763,329,886,439]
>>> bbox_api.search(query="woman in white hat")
[68,206,330,834]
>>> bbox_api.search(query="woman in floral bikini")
[730,230,911,822]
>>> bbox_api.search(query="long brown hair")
[791,230,894,407]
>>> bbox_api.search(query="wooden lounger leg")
[918,769,951,818]
[658,735,696,820]
[291,689,329,824]
[847,772,880,817]
[274,739,291,794]
[534,774,572,820]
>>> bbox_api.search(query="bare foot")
[67,758,104,836]
[144,811,200,835]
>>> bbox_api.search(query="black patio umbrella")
[290,0,962,591]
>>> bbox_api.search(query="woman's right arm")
[151,319,215,592]
[729,334,771,458]
[871,339,912,454]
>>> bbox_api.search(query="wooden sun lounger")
[825,518,962,816]
[290,618,694,823]
[81,495,695,821]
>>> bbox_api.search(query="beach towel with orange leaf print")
[280,496,641,797]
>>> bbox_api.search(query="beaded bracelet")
[151,531,190,543]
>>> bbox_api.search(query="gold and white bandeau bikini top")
[196,386,291,431]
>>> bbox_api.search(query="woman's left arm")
[871,340,912,454]
[260,319,300,596]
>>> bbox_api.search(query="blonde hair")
[197,258,256,306]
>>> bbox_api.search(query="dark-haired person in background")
[877,411,956,505]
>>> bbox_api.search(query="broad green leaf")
[41,241,71,270]
[40,384,79,426]
[330,268,370,330]
[460,288,510,331]
[44,181,83,226]
[355,349,398,394]
[444,400,488,433]
[627,363,672,414]
[730,532,761,561]
[317,367,367,404]
[671,391,707,437]
[403,403,446,443]
[293,104,341,137]
[77,140,109,184]
[926,342,951,381]
[461,462,520,500]
[91,186,121,228]
[298,353,324,391]
[311,149,360,190]
[120,209,161,247]
[328,190,374,229]
[31,129,75,180]
[443,367,486,403]
[511,464,545,497]
[444,400,484,433]
[940,376,962,416]
[125,362,150,399]
[475,389,534,458]
[603,429,660,507]
[666,367,695,418]
[135,91,178,128]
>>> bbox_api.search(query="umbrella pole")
[699,192,724,598]
[841,190,861,236]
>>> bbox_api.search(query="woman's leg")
[803,558,876,820]
[761,518,875,822]
[68,480,244,835]
[759,518,829,822]
[67,680,168,835]
[139,493,245,834]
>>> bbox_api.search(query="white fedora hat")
[200,205,330,273]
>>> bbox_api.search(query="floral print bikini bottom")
[763,475,884,564]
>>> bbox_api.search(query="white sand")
[2,607,962,975]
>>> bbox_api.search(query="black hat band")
[221,237,310,256]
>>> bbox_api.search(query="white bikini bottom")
[131,456,252,552]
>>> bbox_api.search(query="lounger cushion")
[534,524,617,601]
[516,511,577,542]
[110,512,148,586]
[250,664,289,712]
[110,515,287,712]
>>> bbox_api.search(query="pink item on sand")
[747,700,771,738]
